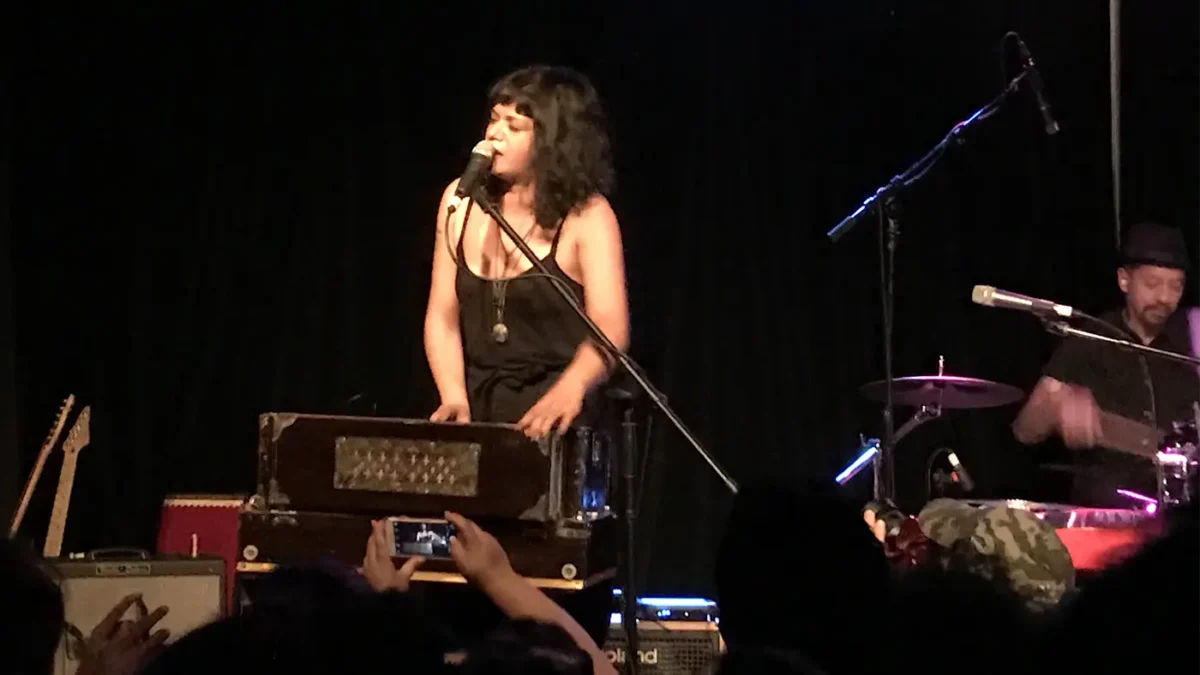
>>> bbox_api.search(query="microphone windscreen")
[971,285,995,306]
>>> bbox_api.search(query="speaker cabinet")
[603,620,723,674]
[43,554,225,675]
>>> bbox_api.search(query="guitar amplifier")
[603,617,724,675]
[257,413,597,524]
[235,508,617,590]
[43,553,225,675]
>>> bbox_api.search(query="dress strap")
[453,199,474,264]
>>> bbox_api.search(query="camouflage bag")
[917,500,1076,610]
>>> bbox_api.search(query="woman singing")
[424,65,630,440]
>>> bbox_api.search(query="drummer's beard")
[1131,303,1174,336]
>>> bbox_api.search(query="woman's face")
[485,102,535,181]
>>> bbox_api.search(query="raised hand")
[444,511,515,588]
[361,519,424,592]
[76,594,170,675]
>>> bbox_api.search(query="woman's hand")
[430,399,471,423]
[517,376,585,439]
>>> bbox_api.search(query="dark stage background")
[4,3,1197,596]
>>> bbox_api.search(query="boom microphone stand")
[825,66,1034,503]
[1040,320,1200,369]
[464,190,739,675]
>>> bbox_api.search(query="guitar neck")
[1098,411,1162,459]
[9,445,55,538]
[43,453,79,558]
[9,397,74,537]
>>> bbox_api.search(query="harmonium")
[186,413,618,599]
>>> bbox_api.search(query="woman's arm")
[424,180,471,419]
[517,195,630,438]
[559,195,630,391]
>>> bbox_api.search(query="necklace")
[487,219,538,344]
[491,278,510,343]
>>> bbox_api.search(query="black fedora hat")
[1120,222,1191,271]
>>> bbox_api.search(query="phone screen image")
[390,518,456,558]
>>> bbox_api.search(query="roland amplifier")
[43,552,225,675]
[603,597,723,675]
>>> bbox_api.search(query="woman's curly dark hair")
[483,65,615,230]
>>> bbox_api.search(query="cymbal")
[859,375,1024,409]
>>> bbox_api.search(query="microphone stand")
[466,189,739,675]
[1041,319,1200,368]
[825,66,1032,503]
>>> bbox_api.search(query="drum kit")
[835,357,1199,524]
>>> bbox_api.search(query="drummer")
[1012,222,1199,507]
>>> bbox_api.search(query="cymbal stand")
[836,402,942,489]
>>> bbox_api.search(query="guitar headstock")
[62,406,91,456]
[46,394,75,445]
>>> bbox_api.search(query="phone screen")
[390,519,456,558]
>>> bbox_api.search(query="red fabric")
[882,517,939,567]
[156,496,244,613]
[1055,527,1153,571]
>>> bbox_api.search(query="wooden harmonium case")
[237,509,617,589]
[259,412,597,522]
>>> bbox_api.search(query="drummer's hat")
[1120,222,1191,272]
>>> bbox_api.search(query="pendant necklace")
[488,219,537,344]
[491,278,510,344]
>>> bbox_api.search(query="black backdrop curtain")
[6,2,1197,596]
[0,55,14,516]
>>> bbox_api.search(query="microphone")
[447,140,495,212]
[946,451,975,492]
[1013,36,1060,136]
[972,285,1076,319]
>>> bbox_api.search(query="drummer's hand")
[1056,384,1102,449]
[517,377,585,440]
[431,399,470,423]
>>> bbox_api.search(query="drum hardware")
[834,403,941,487]
[928,447,974,497]
[1153,415,1198,508]
[839,357,1019,494]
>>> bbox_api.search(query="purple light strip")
[1116,488,1158,513]
[1116,488,1155,504]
